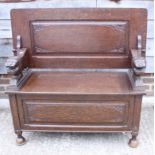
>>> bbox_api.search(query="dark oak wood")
[11,8,147,69]
[16,94,134,131]
[20,71,131,94]
[6,8,147,147]
[31,21,128,54]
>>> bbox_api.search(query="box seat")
[5,8,147,147]
[21,70,131,94]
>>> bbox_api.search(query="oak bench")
[5,8,147,147]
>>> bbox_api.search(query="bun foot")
[128,138,139,148]
[16,136,26,146]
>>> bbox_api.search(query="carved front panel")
[21,100,129,126]
[30,21,129,55]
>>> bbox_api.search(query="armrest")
[5,48,27,74]
[129,35,146,91]
[131,35,146,76]
[131,49,146,69]
[131,49,146,76]
[5,35,30,91]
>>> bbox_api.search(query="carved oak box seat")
[5,8,147,147]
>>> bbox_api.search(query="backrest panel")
[11,8,147,68]
[30,21,129,55]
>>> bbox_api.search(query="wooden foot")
[16,132,26,146]
[128,135,139,148]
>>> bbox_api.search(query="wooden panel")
[31,21,128,55]
[11,8,147,68]
[22,100,129,125]
[16,94,134,132]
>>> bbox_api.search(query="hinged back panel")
[11,8,147,68]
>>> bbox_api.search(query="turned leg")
[128,133,139,148]
[15,131,26,146]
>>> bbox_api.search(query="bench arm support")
[5,35,30,90]
[5,48,27,75]
[129,35,146,91]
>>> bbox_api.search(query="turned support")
[15,131,26,146]
[128,133,139,148]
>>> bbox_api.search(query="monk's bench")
[5,8,147,147]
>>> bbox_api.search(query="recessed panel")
[23,100,128,125]
[30,21,129,55]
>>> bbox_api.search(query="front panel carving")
[30,21,129,55]
[22,100,129,126]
